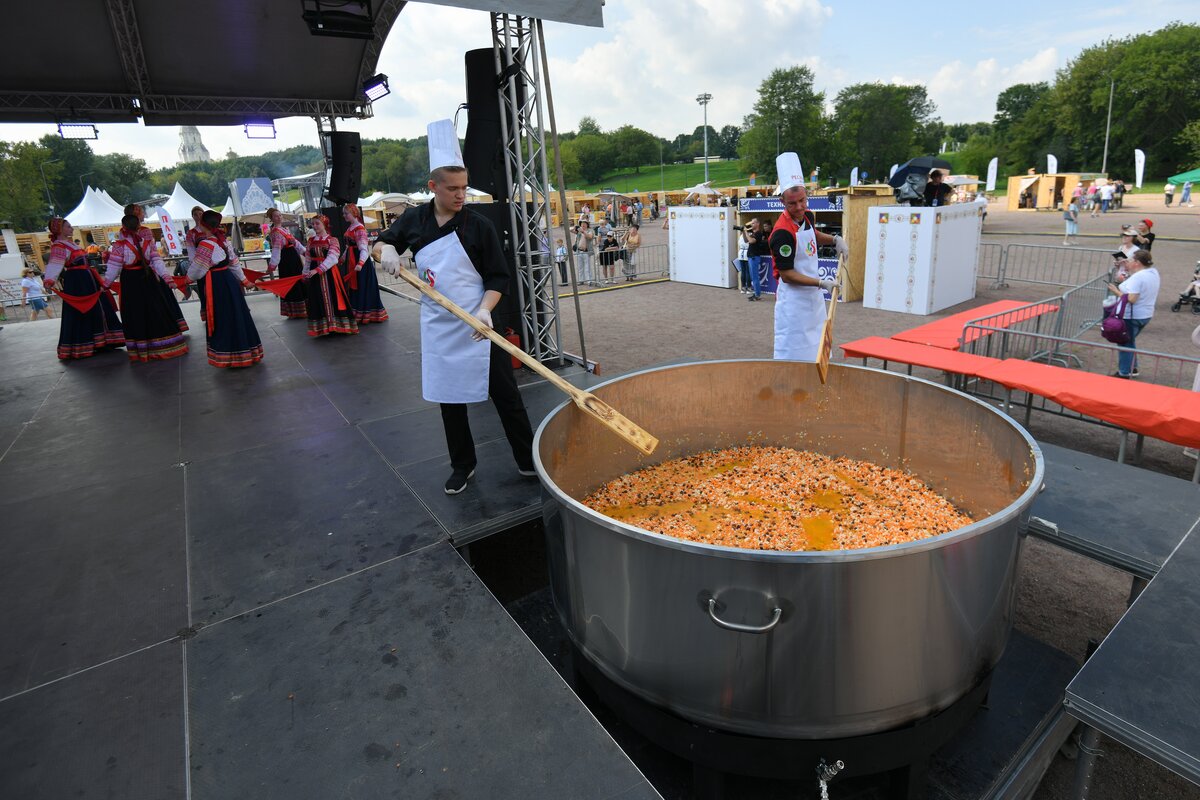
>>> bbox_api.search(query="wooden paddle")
[393,267,659,456]
[815,254,843,385]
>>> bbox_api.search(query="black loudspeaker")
[326,132,362,204]
[463,48,521,203]
[319,206,349,241]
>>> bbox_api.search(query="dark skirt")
[306,269,359,337]
[56,269,125,360]
[277,247,307,319]
[157,278,189,332]
[206,268,263,368]
[345,258,389,324]
[120,268,188,362]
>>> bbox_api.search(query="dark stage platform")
[0,293,658,800]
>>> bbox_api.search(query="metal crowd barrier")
[959,325,1200,468]
[977,242,1005,283]
[986,243,1114,289]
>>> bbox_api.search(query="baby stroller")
[1170,261,1200,314]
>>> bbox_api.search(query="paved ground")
[545,195,1200,799]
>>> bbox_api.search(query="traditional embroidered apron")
[773,217,825,361]
[415,232,490,403]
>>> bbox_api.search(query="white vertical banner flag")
[1134,149,1146,188]
[156,209,183,255]
[986,157,999,192]
[1046,154,1058,175]
[850,167,859,187]
[889,163,899,179]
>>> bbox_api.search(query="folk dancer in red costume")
[303,215,359,337]
[340,204,389,324]
[768,152,848,361]
[42,217,124,359]
[187,210,264,368]
[125,202,188,332]
[102,215,188,362]
[265,208,308,318]
[184,206,208,323]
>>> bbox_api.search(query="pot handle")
[706,598,782,634]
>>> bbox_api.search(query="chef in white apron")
[770,152,849,361]
[373,120,536,495]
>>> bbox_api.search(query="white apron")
[415,231,491,403]
[773,222,825,361]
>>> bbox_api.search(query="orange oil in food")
[585,445,973,552]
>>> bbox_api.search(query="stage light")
[58,122,98,140]
[244,122,277,140]
[363,73,390,102]
[302,0,375,39]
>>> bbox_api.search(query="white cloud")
[0,0,1188,176]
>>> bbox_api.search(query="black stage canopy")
[0,0,602,126]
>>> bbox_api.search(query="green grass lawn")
[572,160,754,193]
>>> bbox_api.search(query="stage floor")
[0,292,658,800]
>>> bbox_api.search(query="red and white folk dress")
[135,224,188,332]
[267,224,308,318]
[43,239,124,359]
[340,221,388,324]
[304,235,359,337]
[187,235,264,368]
[103,231,188,362]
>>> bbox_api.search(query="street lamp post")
[78,171,96,199]
[1100,77,1115,174]
[696,93,712,184]
[39,159,61,216]
[659,138,664,194]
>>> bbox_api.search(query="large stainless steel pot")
[534,361,1042,739]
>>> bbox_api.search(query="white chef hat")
[427,119,464,172]
[775,152,805,196]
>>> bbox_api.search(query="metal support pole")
[1128,575,1149,606]
[1100,78,1114,174]
[696,93,712,184]
[38,159,61,216]
[1070,726,1103,800]
[536,19,588,370]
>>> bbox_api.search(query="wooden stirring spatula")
[815,254,843,385]
[394,267,659,456]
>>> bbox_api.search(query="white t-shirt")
[20,276,45,300]
[1100,184,1115,200]
[1118,267,1160,319]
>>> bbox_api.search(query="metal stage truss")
[490,13,566,366]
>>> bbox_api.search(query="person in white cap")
[769,152,848,361]
[373,119,535,495]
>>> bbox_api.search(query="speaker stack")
[325,131,362,205]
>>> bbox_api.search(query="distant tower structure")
[178,126,211,164]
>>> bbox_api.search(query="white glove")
[833,234,849,259]
[818,278,837,293]
[472,306,493,341]
[378,244,401,276]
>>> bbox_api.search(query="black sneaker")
[517,466,538,477]
[444,468,475,495]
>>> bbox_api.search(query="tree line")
[2,23,1195,233]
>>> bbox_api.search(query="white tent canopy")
[94,188,126,216]
[65,187,123,227]
[360,192,414,212]
[160,182,212,220]
[220,196,237,221]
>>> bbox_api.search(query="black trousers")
[440,341,534,472]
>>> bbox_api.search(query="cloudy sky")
[1,0,1194,170]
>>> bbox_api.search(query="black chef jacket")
[376,203,512,295]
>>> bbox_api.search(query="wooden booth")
[733,185,892,302]
[1005,172,1106,211]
